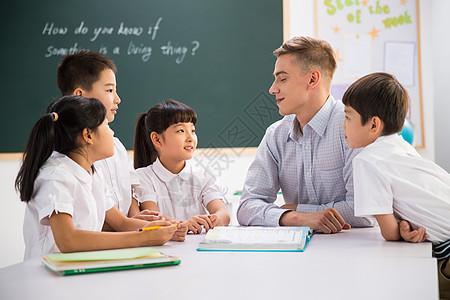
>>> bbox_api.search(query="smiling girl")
[133,99,230,234]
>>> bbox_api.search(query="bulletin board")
[285,0,424,148]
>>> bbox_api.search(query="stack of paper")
[42,247,180,275]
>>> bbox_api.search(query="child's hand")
[141,220,176,246]
[208,214,220,227]
[185,215,213,234]
[399,220,428,243]
[169,222,188,242]
[132,210,164,222]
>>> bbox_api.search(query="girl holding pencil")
[16,95,187,260]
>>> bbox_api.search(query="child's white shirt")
[133,158,224,220]
[353,134,450,244]
[95,137,139,216]
[23,151,114,260]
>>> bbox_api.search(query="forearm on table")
[59,230,147,253]
[237,198,287,226]
[105,206,150,231]
[50,213,156,253]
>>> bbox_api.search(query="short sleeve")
[33,175,76,226]
[199,172,225,207]
[133,170,158,204]
[353,157,394,217]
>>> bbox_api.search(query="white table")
[0,227,438,300]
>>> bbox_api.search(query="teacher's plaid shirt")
[237,96,374,227]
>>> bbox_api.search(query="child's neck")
[159,157,186,174]
[67,151,93,173]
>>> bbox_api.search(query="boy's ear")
[74,88,83,96]
[150,132,162,148]
[369,116,384,135]
[82,128,94,145]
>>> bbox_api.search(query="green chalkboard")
[0,0,282,153]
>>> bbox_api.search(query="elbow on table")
[380,230,401,242]
[54,236,80,253]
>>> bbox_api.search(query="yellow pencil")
[137,224,178,232]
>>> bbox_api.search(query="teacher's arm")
[236,133,286,227]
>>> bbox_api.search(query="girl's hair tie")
[51,112,58,122]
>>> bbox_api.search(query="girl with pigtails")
[16,95,180,260]
[133,99,230,234]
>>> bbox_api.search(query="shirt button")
[312,197,315,201]
[306,172,311,176]
[305,145,309,150]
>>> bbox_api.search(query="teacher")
[237,36,373,232]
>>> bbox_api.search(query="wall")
[432,0,450,172]
[0,159,25,268]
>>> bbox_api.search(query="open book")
[197,226,313,252]
[42,247,180,276]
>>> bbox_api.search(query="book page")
[204,227,308,244]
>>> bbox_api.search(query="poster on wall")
[285,0,424,148]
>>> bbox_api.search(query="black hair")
[134,99,197,169]
[56,50,117,95]
[342,72,409,135]
[15,95,107,202]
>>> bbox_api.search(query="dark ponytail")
[133,113,157,169]
[15,95,106,202]
[133,99,197,169]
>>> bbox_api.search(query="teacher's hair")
[273,36,337,83]
[134,99,197,169]
[15,95,106,202]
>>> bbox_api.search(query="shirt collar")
[307,95,336,137]
[153,158,192,182]
[288,95,336,141]
[52,151,92,184]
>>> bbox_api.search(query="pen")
[137,224,178,232]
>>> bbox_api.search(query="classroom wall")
[0,0,448,269]
[432,0,450,172]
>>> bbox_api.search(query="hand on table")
[399,220,428,243]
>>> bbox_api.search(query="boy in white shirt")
[342,72,450,298]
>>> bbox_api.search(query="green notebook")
[197,226,313,252]
[42,247,180,276]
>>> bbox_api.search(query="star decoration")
[368,27,381,40]
[400,0,407,6]
[361,0,368,6]
[332,25,340,34]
